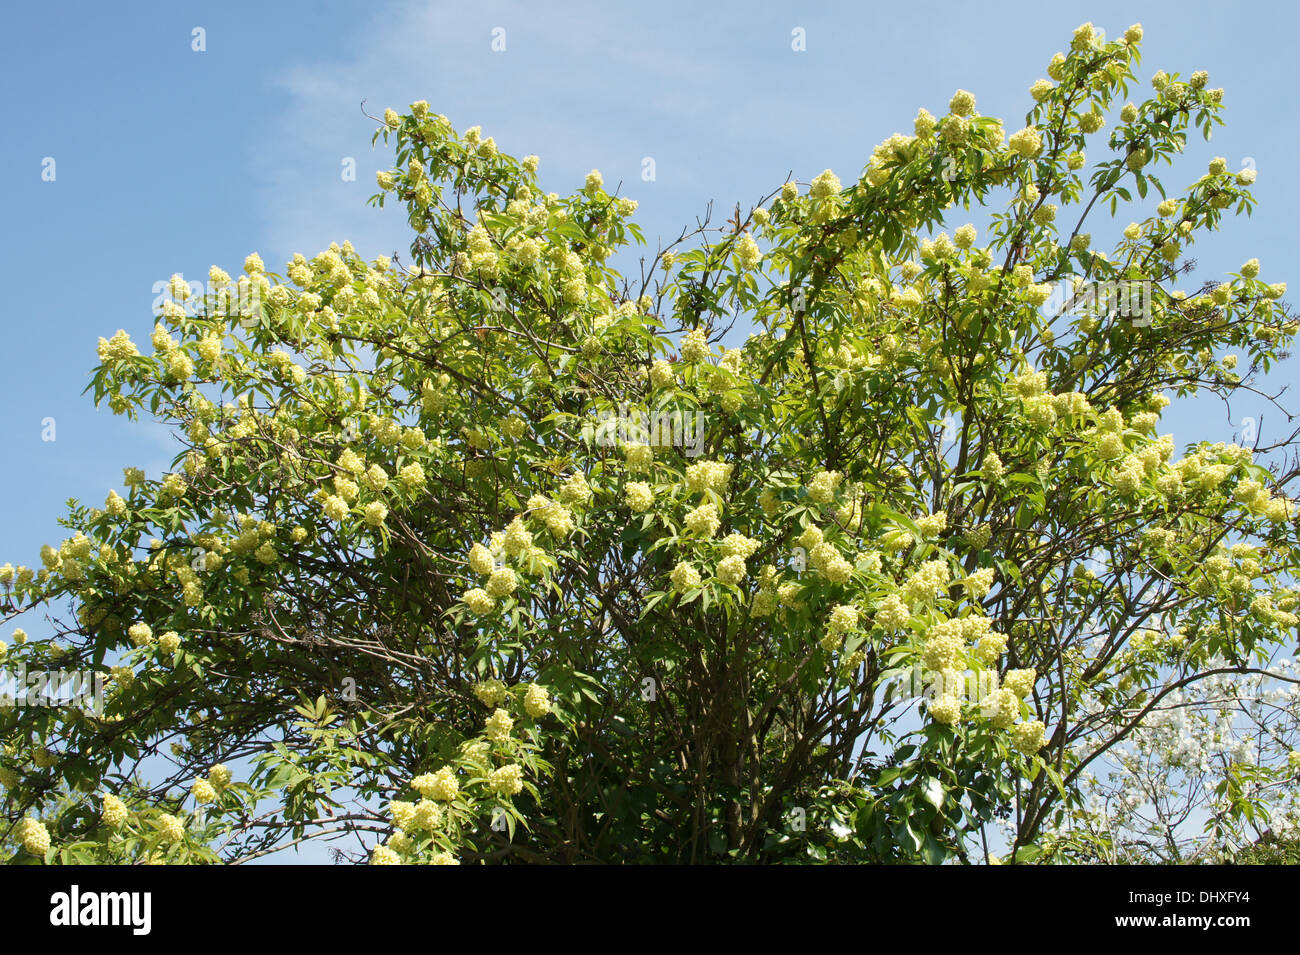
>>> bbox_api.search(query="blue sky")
[2,0,1298,860]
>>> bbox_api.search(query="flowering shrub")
[2,23,1298,864]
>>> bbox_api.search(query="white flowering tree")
[2,22,1299,865]
[1035,661,1300,863]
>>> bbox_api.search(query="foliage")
[2,22,1299,864]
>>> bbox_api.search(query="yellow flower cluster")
[34,748,57,769]
[370,845,401,865]
[917,511,947,537]
[1008,127,1043,158]
[17,817,50,856]
[503,516,532,555]
[524,683,551,717]
[529,495,575,537]
[735,234,762,271]
[949,89,976,116]
[1023,394,1057,428]
[362,463,389,492]
[963,567,995,598]
[928,696,962,725]
[192,778,217,804]
[921,619,966,671]
[974,627,1008,665]
[1012,368,1048,399]
[427,767,459,801]
[160,473,187,499]
[559,471,592,506]
[814,545,853,585]
[398,462,426,489]
[1071,21,1097,50]
[809,169,842,199]
[386,797,416,832]
[807,470,842,504]
[827,604,859,635]
[463,587,495,615]
[902,559,951,605]
[717,555,747,585]
[485,566,518,598]
[686,460,732,495]
[671,561,701,590]
[465,223,499,278]
[321,494,349,522]
[97,330,139,363]
[158,813,185,844]
[650,358,675,388]
[413,800,442,830]
[719,533,759,559]
[914,108,937,138]
[473,679,508,707]
[1233,478,1278,516]
[105,490,127,516]
[684,502,721,538]
[1011,720,1047,754]
[1053,391,1092,418]
[422,375,454,414]
[1003,668,1036,698]
[979,687,1021,730]
[625,443,654,472]
[625,481,654,512]
[469,543,495,575]
[101,793,129,828]
[485,708,513,742]
[875,594,911,631]
[680,328,710,363]
[1079,111,1104,134]
[489,764,524,796]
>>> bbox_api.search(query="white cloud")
[246,0,792,264]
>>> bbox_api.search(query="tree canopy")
[3,21,1299,864]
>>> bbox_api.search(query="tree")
[1024,663,1300,863]
[2,21,1298,865]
